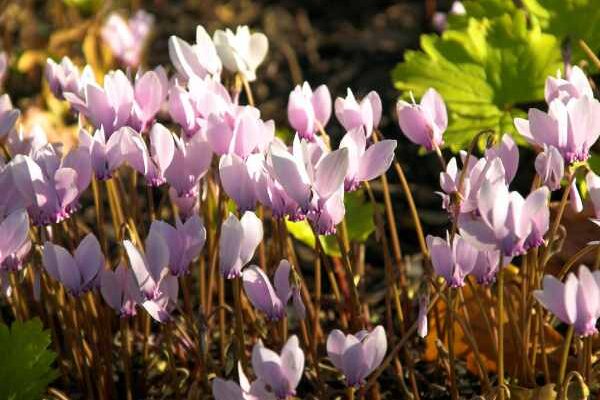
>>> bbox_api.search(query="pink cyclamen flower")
[100,262,143,318]
[545,66,593,105]
[339,127,397,191]
[78,127,130,180]
[139,123,175,186]
[0,209,31,272]
[129,68,169,133]
[335,89,382,137]
[459,178,550,256]
[586,171,600,218]
[514,96,600,164]
[287,82,332,141]
[169,187,199,221]
[471,249,511,285]
[169,25,222,80]
[396,88,447,151]
[42,233,103,296]
[123,230,178,323]
[45,57,94,101]
[207,105,274,158]
[219,153,263,212]
[0,94,19,138]
[535,265,600,337]
[212,362,275,400]
[164,133,212,197]
[243,259,305,321]
[439,142,516,215]
[169,76,232,138]
[10,144,92,225]
[535,145,564,191]
[101,11,154,68]
[269,136,349,234]
[65,70,133,137]
[254,154,303,220]
[219,212,263,279]
[326,325,387,387]
[427,233,478,288]
[149,215,206,276]
[251,335,305,399]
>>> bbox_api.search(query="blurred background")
[0,0,454,256]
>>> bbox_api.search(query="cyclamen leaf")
[0,318,58,400]
[392,9,561,151]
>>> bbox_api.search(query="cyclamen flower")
[45,57,94,100]
[396,88,447,151]
[101,10,154,68]
[78,127,130,180]
[439,153,509,215]
[586,171,600,219]
[169,76,232,138]
[514,96,600,164]
[535,145,564,191]
[545,66,593,105]
[569,180,583,214]
[11,144,92,225]
[471,249,512,285]
[212,362,275,400]
[339,127,397,191]
[7,124,48,157]
[138,123,175,186]
[207,105,274,158]
[169,25,222,80]
[269,136,349,234]
[213,26,268,82]
[219,212,263,279]
[534,265,600,337]
[0,94,19,138]
[427,233,478,288]
[459,178,550,256]
[254,156,302,220]
[123,230,178,323]
[287,82,332,141]
[0,210,31,272]
[149,215,206,276]
[219,153,263,212]
[251,336,305,399]
[326,325,387,387]
[169,188,199,221]
[129,68,169,133]
[335,89,382,137]
[42,233,103,296]
[164,133,212,197]
[100,262,142,318]
[243,260,305,321]
[65,70,133,137]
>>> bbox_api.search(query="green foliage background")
[392,0,600,151]
[0,318,58,400]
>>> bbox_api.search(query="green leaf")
[392,9,562,151]
[285,190,376,257]
[0,318,58,400]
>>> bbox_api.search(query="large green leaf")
[0,318,58,400]
[286,190,376,257]
[392,9,562,151]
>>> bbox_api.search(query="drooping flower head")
[213,26,268,82]
[335,89,382,137]
[396,88,447,151]
[101,10,154,68]
[287,82,331,141]
[326,325,387,387]
[535,265,600,337]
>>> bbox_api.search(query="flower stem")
[497,255,505,400]
[558,325,574,391]
[233,277,248,369]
